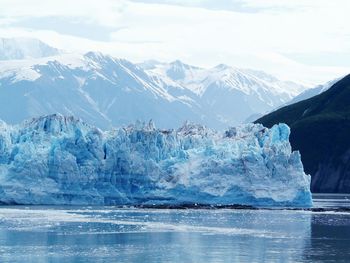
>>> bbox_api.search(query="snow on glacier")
[0,115,312,207]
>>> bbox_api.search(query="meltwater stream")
[0,194,349,263]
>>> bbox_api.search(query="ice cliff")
[0,115,312,207]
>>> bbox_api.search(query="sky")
[1,0,350,85]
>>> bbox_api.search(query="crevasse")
[0,114,312,207]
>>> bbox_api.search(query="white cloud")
[0,0,350,84]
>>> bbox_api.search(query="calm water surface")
[0,194,349,263]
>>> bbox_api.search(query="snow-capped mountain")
[0,39,308,129]
[0,52,205,129]
[144,60,304,98]
[0,37,60,60]
[142,60,306,125]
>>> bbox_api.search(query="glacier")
[0,115,312,207]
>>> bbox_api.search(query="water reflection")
[301,213,350,262]
[0,207,316,262]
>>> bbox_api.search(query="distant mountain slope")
[0,38,60,60]
[284,78,340,105]
[256,75,350,193]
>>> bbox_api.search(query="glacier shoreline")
[0,115,312,207]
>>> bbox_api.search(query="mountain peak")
[165,60,192,81]
[169,59,191,69]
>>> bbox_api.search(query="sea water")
[0,194,349,263]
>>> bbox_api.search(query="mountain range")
[0,37,307,130]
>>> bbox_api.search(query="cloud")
[11,16,120,41]
[0,0,350,84]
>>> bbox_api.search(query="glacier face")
[0,115,312,207]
